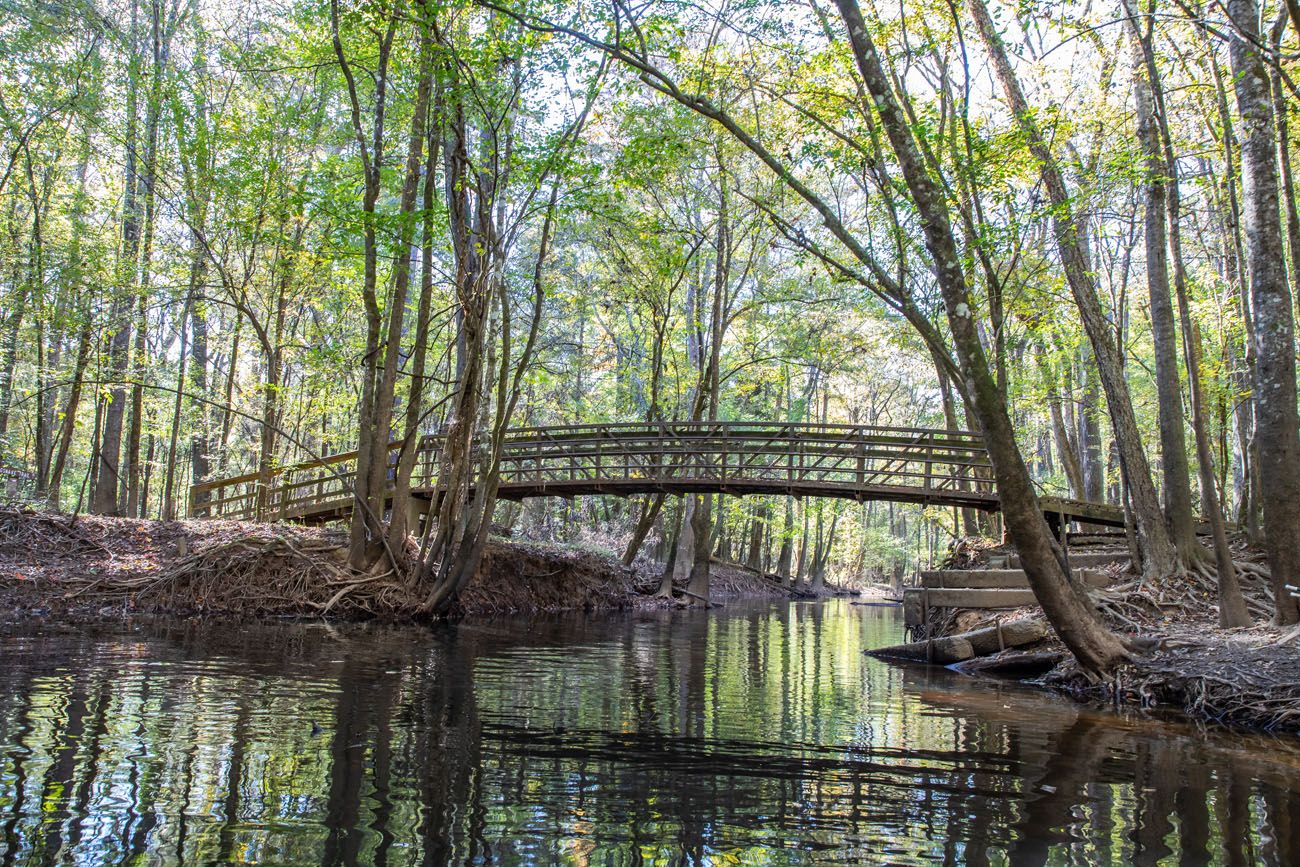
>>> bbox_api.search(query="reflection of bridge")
[189,421,1124,527]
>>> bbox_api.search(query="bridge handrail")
[189,421,994,521]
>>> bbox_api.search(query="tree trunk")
[1079,352,1106,504]
[685,493,712,602]
[1211,49,1263,540]
[390,63,439,550]
[1038,350,1086,499]
[48,321,91,509]
[0,281,26,452]
[93,0,143,516]
[1227,0,1300,624]
[161,296,190,521]
[623,494,665,566]
[837,0,1129,674]
[672,493,696,583]
[334,1,398,569]
[1270,10,1300,320]
[1128,0,1251,625]
[970,0,1178,581]
[124,0,169,518]
[657,500,684,597]
[745,501,766,571]
[1124,5,1197,562]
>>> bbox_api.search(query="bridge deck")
[188,421,1126,528]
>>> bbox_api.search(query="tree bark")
[1123,3,1197,561]
[1128,0,1250,625]
[969,0,1179,581]
[836,0,1128,674]
[1226,0,1300,624]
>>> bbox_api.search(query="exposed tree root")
[1046,625,1300,732]
[0,508,790,622]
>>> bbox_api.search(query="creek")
[1,599,1297,864]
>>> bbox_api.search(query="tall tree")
[968,0,1180,581]
[1226,0,1300,624]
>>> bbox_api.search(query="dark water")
[1,601,1298,865]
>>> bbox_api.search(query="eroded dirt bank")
[0,507,791,623]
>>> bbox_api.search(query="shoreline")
[5,507,1296,735]
[0,507,803,626]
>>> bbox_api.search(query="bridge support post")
[406,497,428,539]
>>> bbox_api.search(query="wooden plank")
[1007,551,1129,569]
[1037,495,1126,527]
[902,587,1038,609]
[920,569,1111,589]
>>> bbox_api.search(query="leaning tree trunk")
[1227,0,1300,624]
[623,494,666,566]
[970,0,1179,581]
[836,0,1129,674]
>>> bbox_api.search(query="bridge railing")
[189,422,994,521]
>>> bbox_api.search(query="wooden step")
[1007,551,1128,569]
[919,569,1110,589]
[903,588,1038,624]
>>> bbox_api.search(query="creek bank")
[0,507,790,624]
[885,537,1300,734]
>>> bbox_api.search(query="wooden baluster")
[658,422,666,480]
[719,426,727,483]
[856,437,865,488]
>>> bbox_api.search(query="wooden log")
[872,636,976,664]
[867,617,1047,663]
[949,649,1066,678]
[955,617,1047,655]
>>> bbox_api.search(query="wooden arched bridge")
[188,421,1125,527]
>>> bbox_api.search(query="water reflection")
[1,601,1298,864]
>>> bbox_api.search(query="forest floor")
[930,538,1300,733]
[0,507,798,625]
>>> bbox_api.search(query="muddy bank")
[0,507,791,624]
